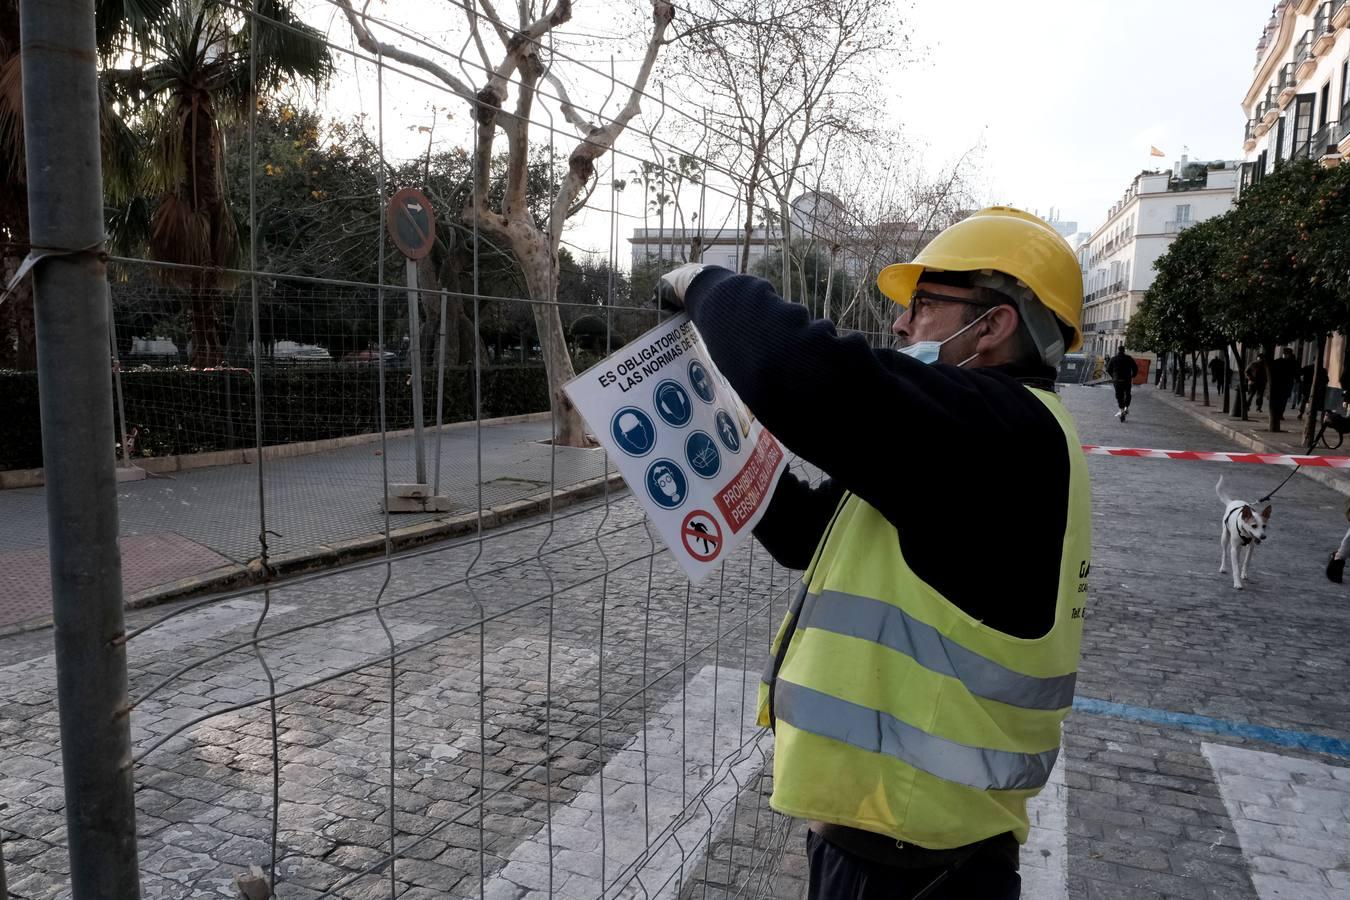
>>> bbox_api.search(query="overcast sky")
[897,0,1272,233]
[306,0,1275,256]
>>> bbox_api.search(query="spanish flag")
[1150,146,1166,157]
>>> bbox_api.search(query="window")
[1320,82,1331,129]
[1175,204,1192,223]
[1275,115,1286,164]
[1294,93,1315,156]
[1342,59,1349,114]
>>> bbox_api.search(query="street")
[1,382,1348,899]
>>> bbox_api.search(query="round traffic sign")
[681,510,723,563]
[387,187,436,259]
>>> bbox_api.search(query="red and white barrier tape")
[1082,445,1350,468]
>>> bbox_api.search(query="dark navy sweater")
[684,268,1071,639]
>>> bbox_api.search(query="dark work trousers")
[1113,380,1132,410]
[806,830,1021,900]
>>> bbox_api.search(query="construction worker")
[657,207,1090,900]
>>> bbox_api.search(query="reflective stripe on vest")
[788,589,1077,711]
[774,679,1060,791]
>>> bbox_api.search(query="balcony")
[1164,220,1196,234]
[1313,2,1338,55]
[1278,63,1299,107]
[1296,30,1318,80]
[1341,101,1350,152]
[1245,119,1259,151]
[1335,0,1350,29]
[1263,88,1283,126]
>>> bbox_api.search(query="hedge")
[0,365,551,471]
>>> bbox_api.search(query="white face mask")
[897,306,997,367]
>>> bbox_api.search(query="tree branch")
[333,0,478,105]
[546,72,600,133]
[547,0,674,252]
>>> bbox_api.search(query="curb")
[1,471,626,637]
[1149,388,1350,499]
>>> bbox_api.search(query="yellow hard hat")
[877,206,1084,352]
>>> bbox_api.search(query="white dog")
[1217,476,1272,590]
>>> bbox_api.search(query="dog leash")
[1257,429,1319,503]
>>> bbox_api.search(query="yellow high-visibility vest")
[756,387,1091,848]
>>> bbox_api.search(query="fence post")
[18,0,142,896]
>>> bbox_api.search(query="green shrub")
[0,365,551,471]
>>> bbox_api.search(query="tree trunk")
[520,256,586,447]
[1158,351,1168,389]
[1201,349,1211,407]
[1222,349,1231,414]
[1303,333,1329,449]
[1232,343,1249,421]
[1174,354,1185,396]
[189,293,224,368]
[1190,352,1198,401]
[0,254,37,369]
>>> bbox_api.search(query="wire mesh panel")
[0,0,980,895]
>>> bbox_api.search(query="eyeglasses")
[905,289,1000,323]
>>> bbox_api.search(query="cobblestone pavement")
[1,383,1348,899]
[0,419,612,632]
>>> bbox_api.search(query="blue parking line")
[1073,697,1350,761]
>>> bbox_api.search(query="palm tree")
[2,0,166,367]
[105,0,329,366]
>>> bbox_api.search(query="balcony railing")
[1245,119,1258,141]
[1313,2,1336,51]
[1165,220,1195,233]
[1295,29,1313,64]
[1278,62,1297,91]
[1293,136,1312,160]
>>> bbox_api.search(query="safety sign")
[681,510,723,562]
[564,313,790,581]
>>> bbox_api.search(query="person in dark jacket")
[1246,354,1268,413]
[1209,356,1224,389]
[656,206,1092,900]
[1270,348,1298,425]
[1105,348,1138,422]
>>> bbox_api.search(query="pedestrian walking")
[1269,348,1298,428]
[658,206,1091,900]
[1246,354,1268,414]
[1298,363,1318,419]
[1106,347,1138,422]
[1209,356,1223,389]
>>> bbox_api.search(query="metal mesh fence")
[0,0,973,895]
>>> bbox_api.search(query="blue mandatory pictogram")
[610,407,657,457]
[645,459,689,510]
[688,360,716,404]
[685,431,721,479]
[653,380,692,427]
[714,409,742,453]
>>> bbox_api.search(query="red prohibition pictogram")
[681,510,723,563]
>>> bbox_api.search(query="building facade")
[1241,0,1350,397]
[1242,0,1350,184]
[1079,159,1239,359]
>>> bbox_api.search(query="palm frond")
[96,0,172,56]
[0,54,23,189]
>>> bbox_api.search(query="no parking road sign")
[564,313,789,581]
[386,187,436,259]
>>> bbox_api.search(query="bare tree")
[675,0,899,275]
[337,0,674,446]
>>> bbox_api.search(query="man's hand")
[654,262,707,312]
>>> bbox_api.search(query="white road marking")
[1203,742,1350,899]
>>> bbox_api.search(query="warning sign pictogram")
[681,510,723,563]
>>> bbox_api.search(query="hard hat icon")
[619,412,643,437]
